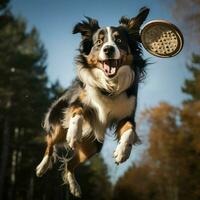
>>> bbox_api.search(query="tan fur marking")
[71,106,83,117]
[79,91,86,102]
[87,54,98,66]
[67,138,98,172]
[44,125,66,156]
[116,121,133,140]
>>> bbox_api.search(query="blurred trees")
[0,1,51,198]
[0,1,112,200]
[75,155,112,200]
[113,164,158,200]
[112,53,200,200]
[182,53,200,101]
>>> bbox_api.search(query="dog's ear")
[73,17,100,54]
[73,16,99,38]
[119,7,150,41]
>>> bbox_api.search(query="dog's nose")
[103,45,115,57]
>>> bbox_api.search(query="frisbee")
[141,20,184,58]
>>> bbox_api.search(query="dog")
[36,7,149,197]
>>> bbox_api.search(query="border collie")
[36,7,149,197]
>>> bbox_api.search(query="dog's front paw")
[36,155,52,177]
[113,129,134,164]
[113,142,132,164]
[66,115,83,149]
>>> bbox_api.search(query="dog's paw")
[36,155,52,177]
[67,115,83,149]
[67,172,82,198]
[113,142,132,164]
[113,129,134,164]
[69,181,82,198]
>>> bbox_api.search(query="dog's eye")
[116,38,122,43]
[96,39,103,45]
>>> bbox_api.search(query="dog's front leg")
[66,106,83,150]
[114,119,139,164]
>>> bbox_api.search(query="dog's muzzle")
[100,59,122,77]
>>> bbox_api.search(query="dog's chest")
[84,86,136,125]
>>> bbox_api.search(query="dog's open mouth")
[100,59,122,77]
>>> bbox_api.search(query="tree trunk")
[0,115,10,199]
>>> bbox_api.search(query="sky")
[11,0,191,181]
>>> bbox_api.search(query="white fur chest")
[84,85,136,125]
[79,66,136,141]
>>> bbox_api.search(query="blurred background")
[0,0,199,199]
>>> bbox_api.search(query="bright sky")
[12,0,191,181]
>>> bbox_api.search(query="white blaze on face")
[99,27,120,60]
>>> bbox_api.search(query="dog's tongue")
[103,60,117,76]
[103,63,116,76]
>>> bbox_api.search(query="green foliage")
[0,6,66,200]
[182,53,200,101]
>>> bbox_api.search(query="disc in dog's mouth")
[100,59,122,77]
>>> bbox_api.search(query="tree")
[113,103,182,200]
[182,53,200,101]
[113,164,158,200]
[0,6,51,199]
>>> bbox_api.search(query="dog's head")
[73,7,149,94]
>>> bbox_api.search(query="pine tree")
[182,53,200,101]
[0,6,52,199]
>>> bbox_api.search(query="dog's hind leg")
[36,125,66,177]
[63,137,102,198]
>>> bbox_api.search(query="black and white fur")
[36,7,150,197]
